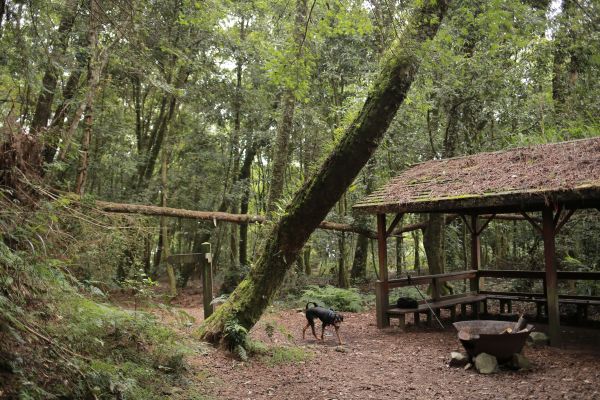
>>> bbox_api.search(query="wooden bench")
[381,270,482,328]
[482,291,600,324]
[387,293,487,329]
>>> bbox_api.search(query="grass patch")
[246,339,312,366]
[265,345,312,366]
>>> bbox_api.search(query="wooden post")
[542,207,561,346]
[470,214,480,293]
[201,242,214,318]
[376,214,390,328]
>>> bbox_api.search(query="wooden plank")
[478,270,600,280]
[484,292,600,305]
[542,207,560,346]
[387,294,487,315]
[478,270,545,279]
[387,270,477,289]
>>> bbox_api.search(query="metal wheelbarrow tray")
[453,320,534,362]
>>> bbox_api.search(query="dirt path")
[170,302,600,400]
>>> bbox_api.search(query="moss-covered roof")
[354,137,600,214]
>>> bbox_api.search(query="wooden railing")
[478,269,600,280]
[377,268,600,327]
[387,270,477,288]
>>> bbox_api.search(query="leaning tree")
[199,0,451,344]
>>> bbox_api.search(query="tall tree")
[31,0,80,139]
[266,0,308,214]
[75,0,101,195]
[199,0,450,344]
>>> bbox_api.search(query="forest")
[0,0,599,399]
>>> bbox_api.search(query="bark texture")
[198,0,451,344]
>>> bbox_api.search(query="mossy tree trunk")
[198,0,450,344]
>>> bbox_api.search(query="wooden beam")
[385,213,404,238]
[376,214,390,328]
[542,207,561,346]
[388,270,478,289]
[478,269,600,280]
[460,214,474,234]
[476,213,496,235]
[520,211,543,234]
[553,205,563,228]
[555,208,576,236]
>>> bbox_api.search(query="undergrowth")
[299,285,372,312]
[0,194,208,399]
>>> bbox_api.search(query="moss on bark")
[198,0,451,345]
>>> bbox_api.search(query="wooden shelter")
[353,137,600,346]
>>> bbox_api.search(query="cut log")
[514,314,527,332]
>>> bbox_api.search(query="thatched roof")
[354,137,600,215]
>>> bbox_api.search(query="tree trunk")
[31,0,79,137]
[351,160,375,280]
[238,144,257,267]
[267,92,295,214]
[351,233,369,280]
[424,214,445,274]
[303,245,312,275]
[44,66,83,163]
[338,232,349,288]
[396,235,403,278]
[160,148,177,297]
[198,0,450,344]
[75,0,101,195]
[266,0,307,214]
[412,229,421,273]
[0,0,5,37]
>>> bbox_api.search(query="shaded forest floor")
[147,290,600,400]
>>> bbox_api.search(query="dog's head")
[333,313,344,326]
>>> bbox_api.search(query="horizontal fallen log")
[88,199,535,239]
[93,200,378,238]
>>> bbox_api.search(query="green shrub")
[299,285,367,312]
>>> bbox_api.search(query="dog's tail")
[305,302,319,310]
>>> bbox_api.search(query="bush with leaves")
[299,285,368,312]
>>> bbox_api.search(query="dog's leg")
[302,322,310,339]
[320,324,325,341]
[311,323,319,341]
[334,325,343,345]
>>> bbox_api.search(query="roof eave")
[352,186,600,215]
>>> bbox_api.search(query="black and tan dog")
[302,302,344,345]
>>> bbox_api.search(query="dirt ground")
[166,293,600,400]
